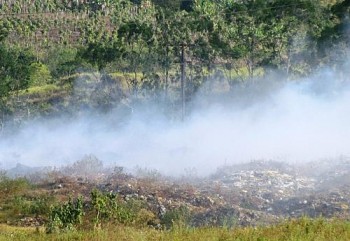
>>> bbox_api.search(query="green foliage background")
[0,0,349,126]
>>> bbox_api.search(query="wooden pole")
[181,43,186,121]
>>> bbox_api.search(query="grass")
[6,67,265,107]
[1,218,350,241]
[17,84,63,96]
[0,174,349,241]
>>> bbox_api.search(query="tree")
[45,47,79,78]
[78,39,123,71]
[28,62,52,87]
[154,8,174,97]
[151,0,183,10]
[0,46,35,94]
[317,0,350,69]
[117,5,157,97]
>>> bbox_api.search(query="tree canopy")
[0,0,349,125]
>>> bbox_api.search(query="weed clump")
[46,196,84,233]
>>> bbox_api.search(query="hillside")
[0,0,349,128]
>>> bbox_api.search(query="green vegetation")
[89,189,141,227]
[0,0,349,127]
[46,196,84,233]
[0,176,54,223]
[0,218,350,241]
[1,164,350,240]
[0,1,350,237]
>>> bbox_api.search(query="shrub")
[0,177,31,200]
[90,189,118,228]
[90,189,139,228]
[161,205,190,229]
[46,196,84,233]
[135,208,156,227]
[28,62,52,87]
[29,195,54,217]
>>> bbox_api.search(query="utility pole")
[181,43,186,121]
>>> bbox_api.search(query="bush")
[0,177,31,200]
[161,205,190,229]
[28,62,52,87]
[135,209,156,227]
[46,196,84,233]
[12,194,55,217]
[90,189,139,228]
[90,189,118,228]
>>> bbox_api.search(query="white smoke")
[1,65,350,176]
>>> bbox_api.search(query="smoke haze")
[1,65,350,176]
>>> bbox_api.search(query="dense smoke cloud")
[0,65,350,176]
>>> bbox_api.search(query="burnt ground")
[6,158,350,227]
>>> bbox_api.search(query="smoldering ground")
[1,65,350,176]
